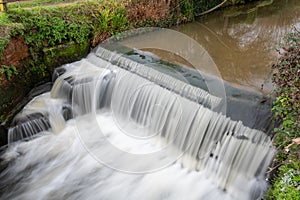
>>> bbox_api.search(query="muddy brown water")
[120,0,300,94]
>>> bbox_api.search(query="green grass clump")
[7,0,77,9]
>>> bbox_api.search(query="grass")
[7,0,78,9]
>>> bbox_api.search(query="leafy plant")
[9,7,91,50]
[0,65,18,80]
[267,160,300,200]
[180,0,194,22]
[266,28,300,200]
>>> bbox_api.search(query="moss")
[43,40,90,73]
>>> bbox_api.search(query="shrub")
[266,28,300,200]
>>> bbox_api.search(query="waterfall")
[0,47,275,200]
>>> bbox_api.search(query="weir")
[0,46,275,200]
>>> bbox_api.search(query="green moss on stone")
[43,40,90,73]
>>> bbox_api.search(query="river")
[121,0,300,93]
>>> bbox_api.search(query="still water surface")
[122,0,300,93]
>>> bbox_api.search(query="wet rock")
[0,125,8,147]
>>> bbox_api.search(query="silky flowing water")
[0,46,274,200]
[1,1,299,200]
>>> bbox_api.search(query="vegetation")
[1,0,132,85]
[266,29,300,200]
[0,13,23,56]
[7,0,77,9]
[0,65,18,80]
[9,4,92,49]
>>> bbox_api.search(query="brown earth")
[0,36,29,85]
[0,36,29,68]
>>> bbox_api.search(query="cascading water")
[0,46,275,200]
